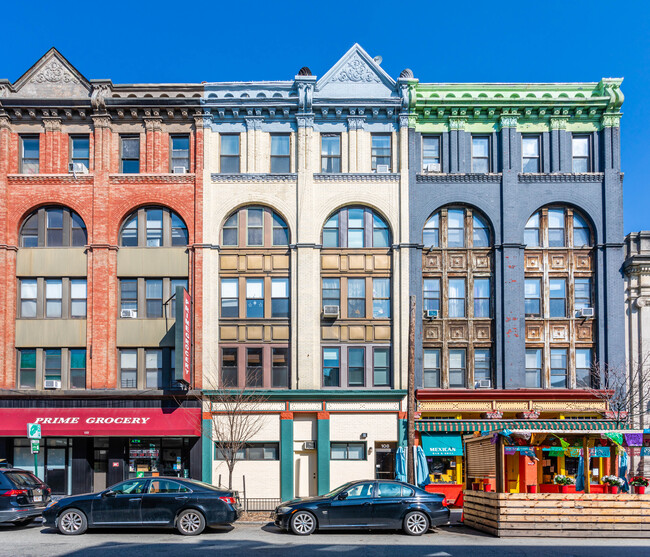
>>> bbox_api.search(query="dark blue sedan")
[274,479,449,536]
[43,477,242,535]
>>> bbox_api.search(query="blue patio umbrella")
[619,449,630,493]
[416,445,431,488]
[395,446,407,482]
[575,455,585,492]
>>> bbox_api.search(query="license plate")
[33,495,42,502]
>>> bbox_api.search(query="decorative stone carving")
[549,117,568,130]
[448,117,466,131]
[91,84,111,111]
[500,115,518,128]
[31,60,78,85]
[399,68,414,79]
[331,53,380,83]
[636,297,648,309]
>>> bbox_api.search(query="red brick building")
[0,49,204,494]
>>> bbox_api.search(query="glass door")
[45,439,69,495]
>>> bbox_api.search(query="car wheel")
[14,517,35,528]
[403,511,429,536]
[290,511,316,536]
[177,509,206,536]
[58,509,88,535]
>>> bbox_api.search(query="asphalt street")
[1,519,650,557]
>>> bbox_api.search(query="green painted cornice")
[202,389,407,400]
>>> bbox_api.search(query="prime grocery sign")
[0,408,200,437]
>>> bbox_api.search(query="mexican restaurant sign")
[0,408,200,437]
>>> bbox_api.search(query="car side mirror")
[337,492,348,500]
[103,489,116,498]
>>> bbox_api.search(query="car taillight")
[1,489,28,497]
[441,497,448,507]
[219,496,236,505]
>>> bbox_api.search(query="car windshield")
[323,482,356,498]
[183,479,233,493]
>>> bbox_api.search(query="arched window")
[322,207,391,248]
[20,206,87,247]
[119,207,188,247]
[524,207,592,248]
[221,206,289,247]
[421,206,493,389]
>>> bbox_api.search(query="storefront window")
[426,456,458,484]
[128,438,189,479]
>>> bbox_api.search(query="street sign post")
[30,440,39,454]
[27,423,41,477]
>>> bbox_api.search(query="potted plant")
[630,476,649,494]
[602,475,624,494]
[553,474,575,493]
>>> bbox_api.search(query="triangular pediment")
[11,48,91,98]
[316,44,397,99]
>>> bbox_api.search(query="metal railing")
[242,497,282,512]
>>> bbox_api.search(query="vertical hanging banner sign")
[175,286,192,385]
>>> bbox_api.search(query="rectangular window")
[271,278,290,318]
[347,208,365,248]
[550,348,568,388]
[20,279,37,318]
[576,348,592,388]
[120,135,140,174]
[221,348,238,387]
[471,136,490,173]
[47,209,63,246]
[449,349,466,388]
[422,136,441,172]
[447,209,465,248]
[170,279,188,319]
[372,278,390,318]
[549,278,566,318]
[120,279,138,316]
[21,136,39,174]
[146,209,163,247]
[423,349,440,388]
[371,134,391,172]
[246,348,263,387]
[373,348,390,386]
[170,135,190,172]
[572,135,591,172]
[548,209,565,247]
[45,279,62,318]
[525,212,540,247]
[247,208,264,246]
[574,278,592,315]
[474,349,491,384]
[145,279,163,318]
[448,278,465,318]
[331,442,365,460]
[423,279,441,314]
[70,279,87,318]
[525,349,542,388]
[321,134,341,173]
[220,135,240,173]
[272,347,289,388]
[219,443,280,461]
[221,279,239,318]
[322,278,340,310]
[70,349,86,389]
[270,134,291,173]
[222,213,238,246]
[18,349,36,389]
[246,279,264,318]
[70,135,90,169]
[145,349,163,389]
[323,347,340,387]
[44,349,61,382]
[272,213,289,246]
[525,279,541,317]
[348,347,365,387]
[473,278,490,318]
[522,136,540,173]
[423,213,439,247]
[120,349,137,389]
[323,214,339,247]
[347,278,366,318]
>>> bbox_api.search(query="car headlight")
[277,506,293,514]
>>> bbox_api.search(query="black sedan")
[43,477,242,535]
[274,479,449,536]
[0,467,51,526]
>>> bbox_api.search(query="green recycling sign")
[27,423,41,440]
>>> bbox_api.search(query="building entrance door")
[294,451,317,498]
[46,446,68,495]
[375,442,396,480]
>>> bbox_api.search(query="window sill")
[416,173,501,183]
[211,173,297,182]
[313,173,399,182]
[108,173,195,184]
[8,174,95,184]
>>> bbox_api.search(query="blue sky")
[3,1,649,233]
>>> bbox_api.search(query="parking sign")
[27,423,41,439]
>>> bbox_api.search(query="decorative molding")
[331,53,380,83]
[601,113,621,128]
[7,174,94,185]
[399,114,410,128]
[448,117,466,130]
[518,172,604,183]
[325,401,400,412]
[42,117,62,132]
[313,173,400,182]
[296,114,314,128]
[211,401,286,412]
[31,60,78,85]
[108,173,195,185]
[499,115,518,128]
[244,117,263,130]
[211,173,297,183]
[549,117,568,130]
[91,114,112,128]
[416,173,501,183]
[289,402,323,411]
[347,116,365,131]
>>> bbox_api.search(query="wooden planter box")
[463,491,650,538]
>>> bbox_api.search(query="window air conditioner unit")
[322,305,340,319]
[476,379,492,389]
[303,441,316,450]
[423,163,441,173]
[424,309,439,319]
[172,166,187,174]
[578,307,595,318]
[121,309,137,318]
[68,162,89,174]
[376,164,390,174]
[44,380,61,389]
